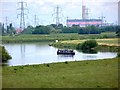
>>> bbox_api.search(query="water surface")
[4,42,117,66]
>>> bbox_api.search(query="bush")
[76,40,98,51]
[117,52,120,57]
[76,43,82,50]
[0,46,12,62]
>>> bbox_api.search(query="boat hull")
[57,50,75,55]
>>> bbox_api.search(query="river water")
[3,42,117,66]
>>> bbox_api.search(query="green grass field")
[2,58,118,88]
[1,32,117,43]
[0,66,2,89]
[58,38,119,46]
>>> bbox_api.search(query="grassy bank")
[51,38,119,52]
[2,58,118,88]
[1,32,117,43]
[0,66,1,89]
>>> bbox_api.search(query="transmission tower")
[66,16,69,27]
[5,16,8,28]
[17,1,28,30]
[34,15,39,27]
[99,14,105,27]
[34,15,37,27]
[52,5,62,26]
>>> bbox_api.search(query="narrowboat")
[57,49,75,55]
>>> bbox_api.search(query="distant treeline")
[23,24,120,35]
[0,22,120,36]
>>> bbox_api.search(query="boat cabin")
[57,49,75,55]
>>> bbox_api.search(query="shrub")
[117,52,120,57]
[76,40,98,51]
[0,46,12,62]
[76,43,82,50]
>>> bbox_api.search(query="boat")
[57,49,75,55]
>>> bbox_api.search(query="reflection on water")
[20,44,25,65]
[82,49,98,54]
[58,55,74,57]
[3,43,117,66]
[20,44,25,58]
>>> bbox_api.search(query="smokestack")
[82,0,87,19]
[82,6,86,19]
[82,0,86,19]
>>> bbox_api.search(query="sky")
[0,0,119,28]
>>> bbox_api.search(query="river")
[3,42,117,66]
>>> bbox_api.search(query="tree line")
[0,22,120,36]
[24,24,120,35]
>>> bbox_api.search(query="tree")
[78,28,88,34]
[78,25,101,34]
[57,24,63,29]
[116,26,120,37]
[0,23,6,36]
[6,23,16,35]
[50,24,57,29]
[6,26,10,34]
[50,24,63,29]
[23,25,34,34]
[32,25,51,34]
[62,26,80,33]
[101,26,117,32]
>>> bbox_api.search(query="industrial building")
[67,19,102,27]
[66,0,104,27]
[118,1,120,25]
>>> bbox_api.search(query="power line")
[17,1,28,30]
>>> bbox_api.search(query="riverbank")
[2,58,118,88]
[51,38,119,52]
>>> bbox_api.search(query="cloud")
[1,0,19,2]
[0,0,118,26]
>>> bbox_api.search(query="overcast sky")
[0,0,119,28]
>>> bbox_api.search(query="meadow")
[57,38,119,46]
[0,66,1,89]
[2,58,118,88]
[1,32,117,43]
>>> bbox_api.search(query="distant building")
[118,1,120,25]
[16,28,22,34]
[67,19,102,27]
